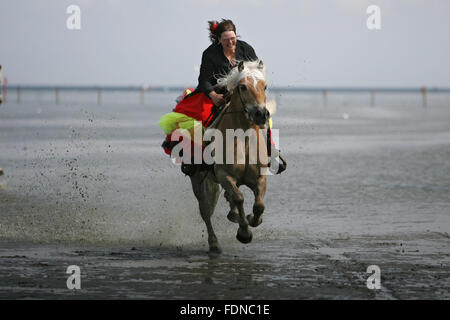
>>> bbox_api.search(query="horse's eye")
[239,84,247,91]
[264,85,267,91]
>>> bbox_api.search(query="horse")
[189,60,276,254]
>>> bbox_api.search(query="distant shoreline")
[2,85,450,93]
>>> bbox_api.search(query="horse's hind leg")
[190,172,221,253]
[247,175,267,228]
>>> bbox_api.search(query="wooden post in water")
[97,87,102,105]
[421,86,427,108]
[140,85,145,105]
[55,87,60,104]
[0,65,2,104]
[275,89,281,106]
[2,76,7,104]
[370,89,375,107]
[322,88,327,107]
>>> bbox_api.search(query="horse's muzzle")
[250,106,270,126]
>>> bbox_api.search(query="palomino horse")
[189,60,275,254]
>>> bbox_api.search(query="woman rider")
[159,19,285,175]
[198,19,257,106]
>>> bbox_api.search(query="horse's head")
[235,60,270,127]
[217,60,271,127]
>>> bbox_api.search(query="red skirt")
[161,90,215,156]
[174,91,215,125]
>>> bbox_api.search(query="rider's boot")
[267,127,286,175]
[181,143,205,177]
[181,163,198,176]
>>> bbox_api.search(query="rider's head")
[208,19,237,51]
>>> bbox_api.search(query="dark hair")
[208,19,236,44]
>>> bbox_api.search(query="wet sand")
[0,92,449,299]
[0,235,448,299]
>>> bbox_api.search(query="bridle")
[222,85,249,116]
[208,82,266,129]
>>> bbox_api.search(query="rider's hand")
[209,91,224,106]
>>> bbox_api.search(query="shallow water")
[0,91,449,299]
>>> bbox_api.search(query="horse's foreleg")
[224,191,239,223]
[190,172,221,254]
[216,171,252,244]
[247,175,267,228]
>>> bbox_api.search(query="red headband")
[212,23,218,31]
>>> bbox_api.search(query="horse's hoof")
[236,228,253,244]
[227,211,240,223]
[209,245,222,255]
[247,214,262,227]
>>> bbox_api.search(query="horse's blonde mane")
[216,60,267,92]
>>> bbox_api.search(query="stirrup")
[277,155,287,174]
[269,154,287,175]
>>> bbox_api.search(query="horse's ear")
[258,60,264,69]
[238,61,244,72]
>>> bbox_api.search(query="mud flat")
[0,92,449,299]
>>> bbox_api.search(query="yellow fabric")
[159,112,273,139]
[158,112,202,135]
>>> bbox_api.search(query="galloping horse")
[190,60,275,254]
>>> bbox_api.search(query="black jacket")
[196,40,258,96]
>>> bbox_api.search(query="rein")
[222,86,248,117]
[206,88,246,130]
[209,86,254,179]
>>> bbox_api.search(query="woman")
[198,19,257,105]
[159,19,285,175]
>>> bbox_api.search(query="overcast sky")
[1,0,449,87]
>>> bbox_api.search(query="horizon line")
[2,84,450,93]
